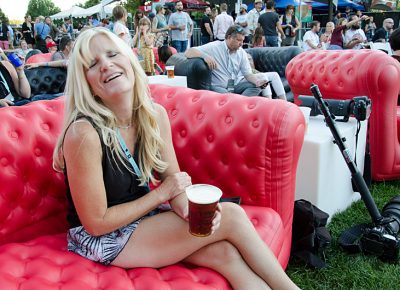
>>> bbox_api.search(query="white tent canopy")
[50,6,86,20]
[74,3,113,18]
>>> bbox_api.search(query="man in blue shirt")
[34,16,50,53]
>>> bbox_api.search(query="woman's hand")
[0,99,13,107]
[211,203,222,235]
[158,171,192,202]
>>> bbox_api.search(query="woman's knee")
[204,241,242,266]
[220,202,248,227]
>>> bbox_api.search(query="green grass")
[286,180,400,290]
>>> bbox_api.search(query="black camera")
[298,95,372,122]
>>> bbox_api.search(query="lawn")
[286,180,400,290]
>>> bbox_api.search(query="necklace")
[116,124,132,129]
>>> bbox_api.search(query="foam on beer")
[186,184,222,204]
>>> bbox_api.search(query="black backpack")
[291,199,332,269]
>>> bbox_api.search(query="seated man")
[344,14,367,49]
[302,21,321,51]
[372,18,394,43]
[0,48,31,107]
[185,25,268,96]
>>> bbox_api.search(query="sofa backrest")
[0,98,68,246]
[246,46,303,78]
[286,49,400,181]
[25,67,67,97]
[25,52,52,64]
[150,85,305,230]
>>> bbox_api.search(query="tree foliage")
[122,0,140,15]
[0,7,9,23]
[83,0,101,9]
[26,0,61,19]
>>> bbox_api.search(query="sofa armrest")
[166,53,211,90]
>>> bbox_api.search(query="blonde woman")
[133,17,155,75]
[53,28,299,290]
[320,22,335,48]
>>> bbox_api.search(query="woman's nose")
[99,57,113,72]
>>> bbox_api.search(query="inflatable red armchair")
[286,49,400,181]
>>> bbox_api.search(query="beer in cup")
[166,65,175,78]
[186,184,222,237]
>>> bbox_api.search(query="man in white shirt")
[235,4,250,47]
[168,1,193,52]
[185,25,268,96]
[213,3,234,41]
[344,15,367,49]
[247,0,265,42]
[302,21,321,51]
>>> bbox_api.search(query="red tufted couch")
[0,85,305,289]
[286,49,400,181]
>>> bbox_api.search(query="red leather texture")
[0,86,305,289]
[286,50,400,181]
[25,53,53,64]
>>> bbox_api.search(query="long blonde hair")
[53,27,167,185]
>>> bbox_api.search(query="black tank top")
[65,118,150,228]
[0,62,20,100]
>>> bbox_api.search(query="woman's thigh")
[112,203,247,268]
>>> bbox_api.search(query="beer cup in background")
[186,184,222,237]
[166,65,175,78]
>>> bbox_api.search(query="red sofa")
[0,85,305,289]
[286,49,400,181]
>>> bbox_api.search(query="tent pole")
[328,0,333,21]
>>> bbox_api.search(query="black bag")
[291,199,332,269]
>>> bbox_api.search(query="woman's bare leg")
[183,241,271,290]
[112,203,299,290]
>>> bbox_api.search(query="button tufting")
[247,103,256,110]
[218,99,227,106]
[180,130,187,137]
[41,123,50,131]
[34,148,42,157]
[237,139,245,147]
[207,134,214,142]
[225,116,232,124]
[192,96,200,102]
[0,157,9,166]
[171,109,178,117]
[197,112,204,120]
[10,131,19,139]
[252,119,260,128]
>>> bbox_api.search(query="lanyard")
[116,129,149,190]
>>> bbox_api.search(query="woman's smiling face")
[85,34,135,104]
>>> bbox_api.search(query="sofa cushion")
[0,205,284,289]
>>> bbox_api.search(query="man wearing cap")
[152,4,170,47]
[235,4,250,47]
[247,0,265,43]
[168,1,193,53]
[185,25,268,96]
[46,40,57,54]
[200,6,213,44]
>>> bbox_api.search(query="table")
[295,115,368,220]
[148,75,187,88]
